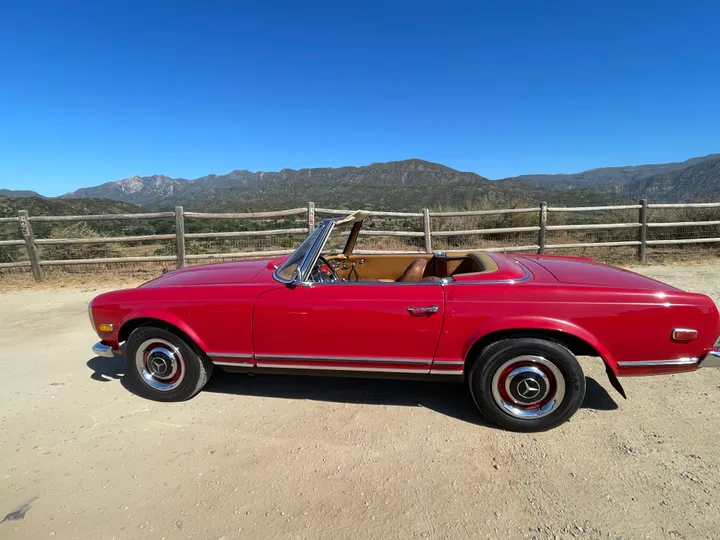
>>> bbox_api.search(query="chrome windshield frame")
[273,218,337,285]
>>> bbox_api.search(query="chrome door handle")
[407,305,439,315]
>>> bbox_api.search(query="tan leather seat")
[396,259,427,282]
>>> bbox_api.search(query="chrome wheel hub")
[135,338,185,391]
[491,355,566,419]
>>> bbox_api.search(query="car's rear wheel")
[125,325,212,401]
[468,338,585,432]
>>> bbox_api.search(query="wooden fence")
[1,200,720,281]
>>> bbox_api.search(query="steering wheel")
[317,255,340,282]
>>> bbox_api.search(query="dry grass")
[0,269,150,293]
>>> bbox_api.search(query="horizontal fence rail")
[648,202,720,209]
[547,204,643,212]
[429,207,540,217]
[183,208,308,220]
[1,199,719,281]
[29,212,176,221]
[315,207,424,217]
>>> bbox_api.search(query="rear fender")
[466,316,619,374]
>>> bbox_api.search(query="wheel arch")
[118,311,208,353]
[463,319,619,375]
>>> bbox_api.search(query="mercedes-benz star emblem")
[517,378,541,399]
[150,357,166,374]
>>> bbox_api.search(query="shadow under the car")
[85,356,617,426]
[207,369,500,428]
[583,376,619,411]
[87,354,125,382]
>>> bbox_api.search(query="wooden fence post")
[638,199,648,263]
[18,210,45,281]
[308,202,315,232]
[175,206,186,269]
[538,202,548,254]
[422,208,432,253]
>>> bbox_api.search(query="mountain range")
[61,160,622,211]
[2,154,719,213]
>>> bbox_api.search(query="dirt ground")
[1,263,719,540]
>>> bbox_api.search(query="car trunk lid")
[517,254,680,291]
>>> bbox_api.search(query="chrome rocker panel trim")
[617,352,720,369]
[617,358,699,367]
[213,360,254,367]
[212,353,467,374]
[92,342,115,358]
[255,363,430,374]
[209,352,254,367]
[255,353,431,365]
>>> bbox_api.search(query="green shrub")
[40,222,123,261]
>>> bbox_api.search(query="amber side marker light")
[98,324,114,333]
[672,328,698,342]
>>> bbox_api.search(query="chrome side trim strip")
[255,354,431,365]
[213,360,253,367]
[432,360,465,366]
[255,363,430,373]
[429,369,465,375]
[208,352,253,359]
[617,358,699,367]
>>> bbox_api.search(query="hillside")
[61,159,626,211]
[0,189,44,198]
[504,154,720,191]
[0,196,145,218]
[626,158,720,202]
[0,197,172,244]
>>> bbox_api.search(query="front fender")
[116,308,209,353]
[465,316,619,373]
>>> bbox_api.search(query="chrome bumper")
[92,342,116,358]
[700,351,720,368]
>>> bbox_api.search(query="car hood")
[140,259,273,287]
[518,254,680,291]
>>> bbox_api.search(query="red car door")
[252,283,445,374]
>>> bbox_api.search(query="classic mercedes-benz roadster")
[89,212,720,431]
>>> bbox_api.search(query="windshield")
[274,213,363,283]
[275,226,325,282]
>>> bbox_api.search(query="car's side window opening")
[310,253,498,284]
[278,214,501,286]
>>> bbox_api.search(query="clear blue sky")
[1,1,719,196]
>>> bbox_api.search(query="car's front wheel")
[468,338,586,432]
[125,325,212,401]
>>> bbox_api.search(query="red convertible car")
[89,212,720,431]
